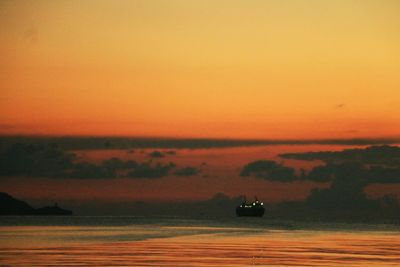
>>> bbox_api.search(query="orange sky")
[1,1,400,139]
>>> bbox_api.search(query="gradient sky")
[1,0,400,139]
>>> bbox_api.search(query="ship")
[236,197,265,217]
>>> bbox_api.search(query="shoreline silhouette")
[0,192,72,216]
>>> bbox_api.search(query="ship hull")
[236,206,265,217]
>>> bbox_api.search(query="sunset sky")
[1,0,400,139]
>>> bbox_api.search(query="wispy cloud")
[334,103,345,109]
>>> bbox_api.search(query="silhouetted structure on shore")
[0,192,72,215]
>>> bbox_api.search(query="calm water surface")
[0,216,399,266]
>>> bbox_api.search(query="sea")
[0,216,399,266]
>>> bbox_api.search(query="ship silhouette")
[236,196,265,217]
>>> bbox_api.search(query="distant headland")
[0,192,72,216]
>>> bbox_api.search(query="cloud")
[334,103,345,109]
[148,150,165,158]
[280,145,400,167]
[63,162,116,179]
[270,162,400,220]
[0,143,125,179]
[0,143,75,177]
[323,162,400,184]
[148,150,175,158]
[300,161,400,184]
[305,162,371,183]
[242,150,400,185]
[2,136,400,150]
[306,164,337,182]
[305,163,378,212]
[278,145,400,184]
[126,162,176,179]
[101,157,137,170]
[365,166,400,184]
[0,143,176,179]
[240,160,297,182]
[174,167,200,176]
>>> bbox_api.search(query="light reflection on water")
[1,219,399,266]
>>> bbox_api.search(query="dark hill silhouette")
[0,192,72,215]
[0,192,36,215]
[35,204,72,215]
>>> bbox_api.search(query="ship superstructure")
[236,197,265,217]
